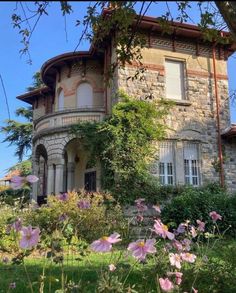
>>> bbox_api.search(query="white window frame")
[165,59,185,101]
[159,141,175,185]
[183,142,200,186]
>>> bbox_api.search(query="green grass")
[1,240,236,293]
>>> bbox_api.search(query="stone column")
[67,162,75,191]
[175,141,185,184]
[31,158,38,201]
[47,164,54,195]
[55,164,64,194]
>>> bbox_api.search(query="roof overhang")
[221,124,236,139]
[16,86,52,105]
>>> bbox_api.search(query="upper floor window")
[165,59,185,100]
[58,89,64,111]
[159,141,175,185]
[184,142,200,186]
[76,82,93,108]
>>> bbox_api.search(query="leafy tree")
[1,107,33,161]
[1,72,43,161]
[72,91,170,202]
[10,1,236,68]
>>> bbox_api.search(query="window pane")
[165,60,185,100]
[159,163,165,175]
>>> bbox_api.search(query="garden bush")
[24,190,128,243]
[161,183,236,236]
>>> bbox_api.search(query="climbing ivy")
[71,91,171,203]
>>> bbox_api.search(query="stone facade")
[16,15,236,200]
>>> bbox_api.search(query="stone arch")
[34,144,48,197]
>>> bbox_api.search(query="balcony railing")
[34,106,105,133]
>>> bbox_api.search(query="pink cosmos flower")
[57,193,69,201]
[2,256,9,263]
[167,272,183,285]
[108,264,116,271]
[9,282,16,289]
[159,278,174,292]
[77,199,91,209]
[153,219,175,240]
[180,252,196,263]
[128,239,156,261]
[136,214,144,222]
[196,219,205,232]
[169,253,182,269]
[90,232,121,252]
[153,205,161,213]
[12,218,22,232]
[135,198,148,212]
[176,223,186,234]
[26,175,39,183]
[209,211,222,222]
[11,175,39,190]
[171,240,183,251]
[19,226,40,249]
[181,238,191,251]
[190,226,197,238]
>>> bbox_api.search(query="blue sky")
[0,1,236,177]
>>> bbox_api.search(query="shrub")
[24,191,128,242]
[161,184,236,236]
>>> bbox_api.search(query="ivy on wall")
[71,91,171,203]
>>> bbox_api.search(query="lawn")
[1,239,236,293]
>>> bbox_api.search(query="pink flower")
[10,175,39,190]
[90,232,121,252]
[108,264,116,271]
[9,282,16,289]
[196,219,205,232]
[181,252,196,263]
[2,256,9,263]
[136,214,144,223]
[172,240,183,251]
[153,205,161,213]
[153,219,175,240]
[190,226,197,238]
[57,193,68,201]
[77,199,91,209]
[12,218,22,232]
[209,211,222,222]
[181,238,191,251]
[26,175,39,183]
[192,287,198,293]
[135,198,148,212]
[128,239,156,261]
[19,226,40,249]
[169,253,182,269]
[167,272,183,285]
[176,223,186,234]
[10,176,24,189]
[159,278,174,292]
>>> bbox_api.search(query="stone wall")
[116,40,231,187]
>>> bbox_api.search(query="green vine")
[71,91,171,203]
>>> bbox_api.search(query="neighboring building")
[0,170,21,186]
[17,9,236,201]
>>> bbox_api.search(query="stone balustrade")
[34,107,105,133]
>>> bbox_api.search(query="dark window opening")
[84,171,96,192]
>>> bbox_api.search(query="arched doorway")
[35,144,48,197]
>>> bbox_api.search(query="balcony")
[34,106,106,134]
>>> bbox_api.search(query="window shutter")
[165,60,185,100]
[159,141,174,163]
[183,143,198,160]
[77,83,93,108]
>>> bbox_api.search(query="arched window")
[58,89,64,111]
[76,82,93,108]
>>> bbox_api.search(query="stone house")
[17,9,236,201]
